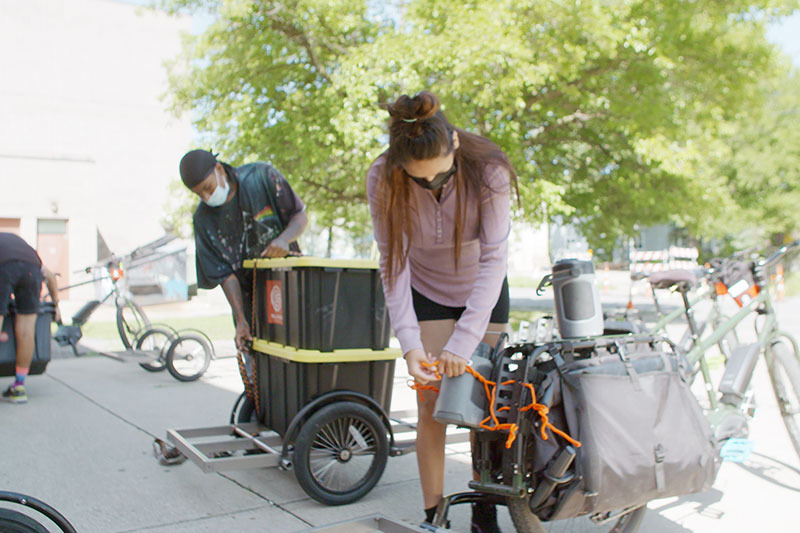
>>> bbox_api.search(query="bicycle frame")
[681,243,799,411]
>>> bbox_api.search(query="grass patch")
[509,276,541,289]
[82,314,235,342]
[508,310,547,336]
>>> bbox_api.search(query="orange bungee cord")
[409,360,581,449]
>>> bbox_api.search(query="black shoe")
[471,502,501,533]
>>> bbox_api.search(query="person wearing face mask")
[366,91,518,532]
[179,149,308,353]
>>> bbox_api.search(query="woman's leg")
[417,318,456,510]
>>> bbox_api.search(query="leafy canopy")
[159,0,799,251]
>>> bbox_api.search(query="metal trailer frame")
[166,408,470,474]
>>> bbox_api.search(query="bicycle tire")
[507,496,646,533]
[766,336,800,461]
[136,327,175,372]
[293,401,388,505]
[166,333,212,382]
[116,299,150,350]
[0,508,49,533]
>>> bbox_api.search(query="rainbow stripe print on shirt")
[255,205,277,222]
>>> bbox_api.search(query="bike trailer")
[522,337,720,520]
[0,301,54,377]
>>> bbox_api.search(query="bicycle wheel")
[136,327,174,372]
[116,299,150,350]
[766,336,800,461]
[293,401,388,505]
[166,333,212,382]
[0,508,49,533]
[507,497,646,533]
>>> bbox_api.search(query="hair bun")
[388,91,440,123]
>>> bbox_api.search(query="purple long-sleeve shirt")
[366,154,510,360]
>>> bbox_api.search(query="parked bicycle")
[53,256,150,354]
[428,243,799,533]
[652,241,800,459]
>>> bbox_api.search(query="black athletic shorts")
[0,260,43,315]
[412,277,509,324]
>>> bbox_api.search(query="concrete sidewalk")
[1,295,799,532]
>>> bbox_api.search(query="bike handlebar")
[758,240,800,270]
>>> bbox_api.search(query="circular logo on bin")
[270,284,282,312]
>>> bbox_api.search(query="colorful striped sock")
[14,366,29,387]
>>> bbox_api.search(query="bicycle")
[623,266,741,360]
[53,256,150,354]
[648,241,800,459]
[428,242,799,533]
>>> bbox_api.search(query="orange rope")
[409,360,581,449]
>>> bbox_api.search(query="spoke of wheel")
[318,425,341,450]
[313,431,339,453]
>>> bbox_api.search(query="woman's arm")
[442,164,511,360]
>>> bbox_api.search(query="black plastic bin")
[252,341,400,436]
[1,301,55,377]
[244,258,391,351]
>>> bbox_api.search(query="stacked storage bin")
[243,257,400,436]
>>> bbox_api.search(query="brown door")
[37,219,69,298]
[0,218,20,235]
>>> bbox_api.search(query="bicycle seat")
[648,269,698,291]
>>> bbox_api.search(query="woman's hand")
[404,348,439,384]
[437,350,467,378]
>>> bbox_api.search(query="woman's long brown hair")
[379,91,518,289]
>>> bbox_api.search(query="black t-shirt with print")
[192,162,304,293]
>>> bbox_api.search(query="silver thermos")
[538,259,604,339]
[433,343,493,428]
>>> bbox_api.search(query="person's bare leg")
[417,318,456,510]
[14,314,37,370]
[482,322,508,352]
[0,315,6,342]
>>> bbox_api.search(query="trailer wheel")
[234,394,259,424]
[293,401,388,505]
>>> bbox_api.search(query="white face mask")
[204,172,230,207]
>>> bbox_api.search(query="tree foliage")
[159,0,799,251]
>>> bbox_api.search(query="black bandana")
[409,164,457,191]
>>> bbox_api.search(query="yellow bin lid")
[244,257,379,270]
[252,339,401,363]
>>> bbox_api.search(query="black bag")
[0,301,54,377]
[712,258,759,306]
[528,338,720,520]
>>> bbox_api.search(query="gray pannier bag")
[527,337,720,521]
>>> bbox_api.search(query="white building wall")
[0,0,191,298]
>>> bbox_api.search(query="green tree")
[713,68,800,247]
[159,0,798,251]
